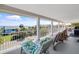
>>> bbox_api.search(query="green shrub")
[27,31,33,36]
[12,31,27,41]
[0,36,4,45]
[40,27,48,37]
[19,32,26,39]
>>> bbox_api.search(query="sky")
[0,12,58,26]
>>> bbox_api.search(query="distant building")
[2,26,19,35]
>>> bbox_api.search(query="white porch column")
[58,22,60,32]
[62,23,66,29]
[37,17,40,41]
[61,23,63,29]
[51,20,53,36]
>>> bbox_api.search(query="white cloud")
[6,15,21,20]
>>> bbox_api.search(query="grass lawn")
[1,35,12,42]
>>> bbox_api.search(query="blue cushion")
[22,41,40,54]
[40,37,50,45]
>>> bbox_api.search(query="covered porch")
[0,4,79,54]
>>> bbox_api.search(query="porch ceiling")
[1,4,79,23]
[0,4,62,23]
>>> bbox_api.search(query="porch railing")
[0,27,64,53]
[0,30,37,53]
